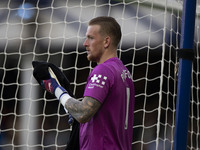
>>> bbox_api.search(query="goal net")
[0,0,199,150]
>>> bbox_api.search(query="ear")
[104,36,111,48]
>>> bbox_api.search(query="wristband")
[55,86,66,98]
[55,86,71,107]
[60,93,71,107]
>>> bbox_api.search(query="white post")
[19,57,39,149]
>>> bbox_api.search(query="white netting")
[0,0,199,150]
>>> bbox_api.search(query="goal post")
[0,0,200,150]
[174,0,197,150]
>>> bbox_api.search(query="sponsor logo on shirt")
[88,74,107,89]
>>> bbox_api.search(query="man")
[41,16,135,150]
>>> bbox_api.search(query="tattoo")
[65,96,101,123]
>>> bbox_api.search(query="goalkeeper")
[35,16,135,150]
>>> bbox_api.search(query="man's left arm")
[41,68,101,123]
[65,96,101,123]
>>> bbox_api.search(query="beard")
[87,51,101,63]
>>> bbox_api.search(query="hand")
[41,67,67,96]
[41,76,59,94]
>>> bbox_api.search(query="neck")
[97,49,117,64]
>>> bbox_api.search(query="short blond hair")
[89,16,122,48]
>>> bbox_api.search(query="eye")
[87,35,93,40]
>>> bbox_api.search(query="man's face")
[83,25,105,63]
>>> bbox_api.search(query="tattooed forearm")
[65,96,101,123]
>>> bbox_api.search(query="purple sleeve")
[83,65,113,103]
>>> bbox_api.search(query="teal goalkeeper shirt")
[80,57,135,150]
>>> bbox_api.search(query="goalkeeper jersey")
[81,57,135,150]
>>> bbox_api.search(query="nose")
[83,38,88,47]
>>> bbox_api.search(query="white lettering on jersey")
[121,70,132,82]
